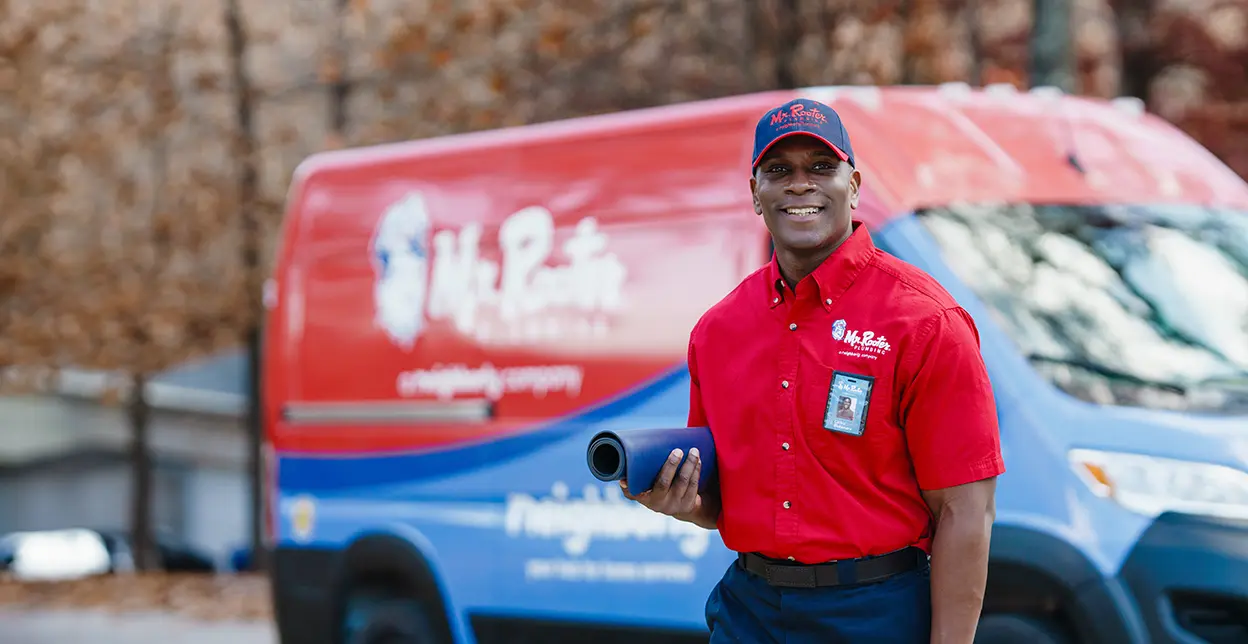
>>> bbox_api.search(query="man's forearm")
[929,506,993,644]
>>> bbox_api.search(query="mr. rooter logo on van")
[368,192,629,351]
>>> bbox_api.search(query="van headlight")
[1069,448,1248,521]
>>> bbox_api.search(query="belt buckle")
[763,563,818,588]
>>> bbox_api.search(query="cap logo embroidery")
[769,102,829,129]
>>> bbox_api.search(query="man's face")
[751,136,860,254]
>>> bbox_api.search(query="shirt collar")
[767,220,877,311]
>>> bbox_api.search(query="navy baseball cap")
[751,98,855,169]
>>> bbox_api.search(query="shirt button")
[825,298,832,306]
[783,501,791,509]
[773,297,780,304]
[782,442,790,450]
[789,323,797,331]
[787,556,796,561]
[781,380,789,388]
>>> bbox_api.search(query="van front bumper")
[1118,511,1248,644]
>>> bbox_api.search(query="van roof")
[292,84,1248,224]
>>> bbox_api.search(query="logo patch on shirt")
[831,320,892,359]
[824,371,874,436]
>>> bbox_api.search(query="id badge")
[823,371,874,436]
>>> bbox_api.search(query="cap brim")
[752,131,850,168]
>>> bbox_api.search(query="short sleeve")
[898,306,1005,491]
[687,335,708,428]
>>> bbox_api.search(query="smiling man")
[622,98,1005,643]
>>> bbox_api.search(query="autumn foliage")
[0,0,247,381]
[1,0,1246,378]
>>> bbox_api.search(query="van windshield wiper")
[1194,374,1248,391]
[1024,353,1188,395]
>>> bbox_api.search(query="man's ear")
[750,176,762,215]
[848,168,862,210]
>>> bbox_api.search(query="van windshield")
[916,202,1248,414]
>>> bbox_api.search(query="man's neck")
[776,227,853,290]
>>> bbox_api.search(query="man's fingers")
[620,448,703,518]
[674,448,697,491]
[679,449,702,510]
[651,448,683,495]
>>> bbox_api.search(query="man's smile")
[782,205,824,219]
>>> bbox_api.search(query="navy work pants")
[704,557,932,643]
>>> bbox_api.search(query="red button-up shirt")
[687,221,1005,563]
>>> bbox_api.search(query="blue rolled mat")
[586,426,716,494]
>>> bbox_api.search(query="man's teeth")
[786,207,820,216]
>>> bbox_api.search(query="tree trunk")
[967,0,984,86]
[773,1,799,90]
[1110,0,1157,100]
[1030,0,1075,91]
[245,324,267,572]
[128,372,157,571]
[751,0,800,90]
[225,0,268,573]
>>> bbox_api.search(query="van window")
[915,202,1248,414]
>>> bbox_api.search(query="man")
[621,98,1005,644]
[836,396,855,420]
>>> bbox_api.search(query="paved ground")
[0,608,278,644]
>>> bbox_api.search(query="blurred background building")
[0,351,248,565]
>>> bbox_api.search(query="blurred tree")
[902,0,978,85]
[338,0,759,146]
[1142,1,1248,179]
[224,0,268,573]
[1109,0,1158,99]
[754,0,801,89]
[975,0,1033,87]
[1072,0,1120,97]
[1031,0,1076,90]
[0,0,246,570]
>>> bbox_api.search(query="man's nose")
[784,172,816,194]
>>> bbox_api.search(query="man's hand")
[620,447,718,530]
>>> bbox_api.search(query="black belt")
[737,547,928,588]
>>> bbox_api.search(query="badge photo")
[823,371,874,436]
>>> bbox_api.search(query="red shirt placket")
[775,291,804,556]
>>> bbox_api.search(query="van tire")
[974,614,1070,644]
[343,594,440,644]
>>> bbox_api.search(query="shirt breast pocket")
[801,354,897,449]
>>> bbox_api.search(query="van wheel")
[342,593,440,644]
[975,614,1070,644]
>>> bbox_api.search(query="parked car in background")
[91,528,218,574]
[1,529,114,581]
[0,528,217,580]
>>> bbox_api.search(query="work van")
[262,84,1248,644]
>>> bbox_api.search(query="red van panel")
[265,95,776,454]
